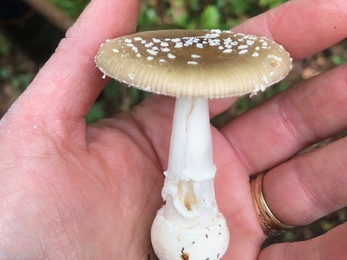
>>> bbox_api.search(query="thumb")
[4,0,140,127]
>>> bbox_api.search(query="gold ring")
[251,172,294,236]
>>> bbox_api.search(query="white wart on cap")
[95,29,292,98]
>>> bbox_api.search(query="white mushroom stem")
[151,98,229,260]
[164,98,217,221]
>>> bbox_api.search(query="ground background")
[0,0,347,248]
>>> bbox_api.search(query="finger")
[210,0,347,118]
[5,0,140,123]
[232,0,347,60]
[259,223,347,260]
[220,63,347,173]
[262,136,347,226]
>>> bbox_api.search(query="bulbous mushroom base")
[151,206,229,260]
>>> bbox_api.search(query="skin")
[0,0,346,259]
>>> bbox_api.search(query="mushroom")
[95,29,292,260]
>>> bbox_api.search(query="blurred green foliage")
[49,0,289,30]
[0,34,35,98]
[0,34,10,55]
[50,0,89,18]
[138,0,288,31]
[331,42,347,66]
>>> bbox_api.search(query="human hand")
[0,0,346,260]
[220,0,347,259]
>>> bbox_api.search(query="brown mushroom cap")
[95,29,292,98]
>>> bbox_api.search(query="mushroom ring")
[251,172,294,236]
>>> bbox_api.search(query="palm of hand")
[0,95,263,259]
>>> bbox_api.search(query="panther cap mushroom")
[95,29,292,260]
